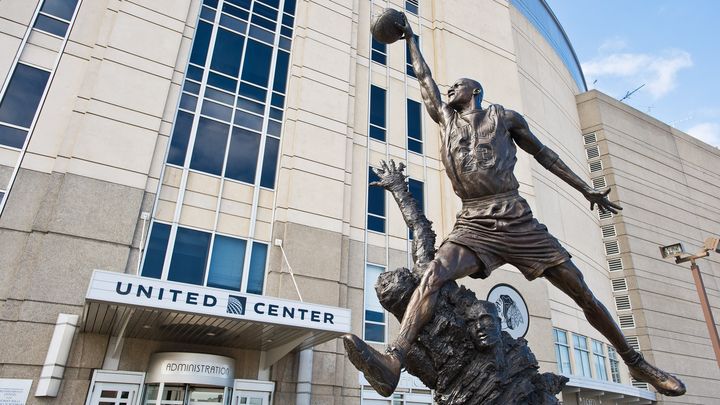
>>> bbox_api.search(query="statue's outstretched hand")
[394,11,413,39]
[370,160,407,193]
[584,187,622,214]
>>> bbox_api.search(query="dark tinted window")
[408,178,423,239]
[241,40,273,87]
[260,136,279,188]
[141,222,171,279]
[207,235,246,290]
[211,28,245,77]
[168,227,211,285]
[367,168,385,232]
[167,111,194,166]
[0,125,28,149]
[406,35,418,78]
[407,99,422,153]
[0,64,50,129]
[408,179,424,212]
[272,51,290,94]
[40,0,79,20]
[190,21,213,66]
[34,14,69,36]
[190,117,229,175]
[225,127,260,183]
[371,38,386,65]
[364,321,384,342]
[369,86,386,141]
[247,242,267,294]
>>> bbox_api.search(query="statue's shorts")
[442,190,571,281]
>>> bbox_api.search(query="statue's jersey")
[441,104,519,200]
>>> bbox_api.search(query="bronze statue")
[344,9,686,399]
[347,160,567,404]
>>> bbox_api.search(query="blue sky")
[546,0,720,147]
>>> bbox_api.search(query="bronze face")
[467,302,502,350]
[447,78,482,111]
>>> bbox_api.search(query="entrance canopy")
[563,376,656,404]
[82,270,351,367]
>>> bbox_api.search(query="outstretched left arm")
[505,109,622,214]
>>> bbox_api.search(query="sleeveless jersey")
[441,104,519,199]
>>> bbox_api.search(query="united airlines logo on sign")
[226,295,246,315]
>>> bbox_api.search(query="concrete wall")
[577,90,720,404]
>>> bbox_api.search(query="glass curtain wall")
[141,0,296,295]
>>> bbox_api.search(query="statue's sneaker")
[342,334,401,397]
[627,354,686,396]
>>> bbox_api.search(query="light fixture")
[659,242,685,259]
[704,237,720,253]
[660,236,720,368]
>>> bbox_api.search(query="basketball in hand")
[371,8,406,44]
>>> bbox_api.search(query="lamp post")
[660,238,720,368]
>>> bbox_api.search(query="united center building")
[0,0,718,404]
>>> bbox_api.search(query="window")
[207,235,247,290]
[573,334,592,377]
[364,264,386,342]
[369,85,386,141]
[167,227,212,285]
[405,0,419,15]
[33,0,80,37]
[142,222,172,279]
[0,64,51,149]
[0,191,5,205]
[592,340,608,381]
[165,0,295,190]
[407,99,422,153]
[141,223,268,294]
[371,38,387,65]
[408,178,424,239]
[405,34,419,78]
[608,347,621,383]
[553,328,572,375]
[368,167,386,233]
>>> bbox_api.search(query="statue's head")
[447,78,483,111]
[466,301,502,350]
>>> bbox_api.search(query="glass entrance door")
[189,386,225,404]
[143,384,230,405]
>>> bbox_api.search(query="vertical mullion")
[162,3,224,280]
[241,0,287,293]
[205,0,255,287]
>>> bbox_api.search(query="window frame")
[364,263,387,343]
[371,37,387,65]
[553,328,572,375]
[405,0,419,15]
[367,167,386,233]
[32,0,80,38]
[608,346,621,383]
[369,85,387,142]
[406,98,423,154]
[592,339,609,381]
[572,333,593,378]
[140,220,268,295]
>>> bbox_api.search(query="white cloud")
[582,50,692,99]
[685,122,720,147]
[598,37,628,53]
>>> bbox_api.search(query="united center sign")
[85,270,350,333]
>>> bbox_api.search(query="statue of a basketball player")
[344,11,686,397]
